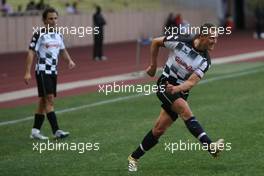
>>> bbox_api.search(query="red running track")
[0,31,263,108]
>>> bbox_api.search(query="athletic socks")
[184,116,212,145]
[33,112,61,135]
[131,117,212,159]
[47,111,59,134]
[33,114,45,130]
[131,130,159,159]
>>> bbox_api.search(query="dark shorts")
[36,72,57,97]
[156,75,189,121]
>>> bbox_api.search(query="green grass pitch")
[0,62,264,176]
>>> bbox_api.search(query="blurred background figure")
[36,0,47,11]
[254,5,264,39]
[26,0,36,11]
[164,12,175,35]
[174,14,190,35]
[25,0,39,15]
[65,1,79,14]
[174,13,183,28]
[1,0,13,16]
[65,2,75,14]
[93,5,106,61]
[72,1,79,14]
[224,13,235,32]
[217,0,228,27]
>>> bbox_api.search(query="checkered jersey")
[29,30,65,75]
[162,35,211,84]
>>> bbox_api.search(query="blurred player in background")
[128,23,224,172]
[24,7,76,140]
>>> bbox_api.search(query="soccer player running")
[128,23,224,171]
[24,8,76,140]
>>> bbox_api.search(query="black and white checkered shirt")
[162,35,211,84]
[29,29,65,75]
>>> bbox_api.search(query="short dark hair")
[42,7,58,20]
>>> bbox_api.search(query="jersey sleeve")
[29,32,40,51]
[59,34,65,50]
[194,60,211,78]
[163,35,180,50]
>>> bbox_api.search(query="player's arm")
[24,32,40,85]
[167,56,210,94]
[166,73,201,94]
[146,36,165,77]
[60,49,76,69]
[24,49,35,85]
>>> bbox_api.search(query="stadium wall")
[0,9,217,54]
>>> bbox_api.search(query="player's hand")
[24,73,31,85]
[146,65,157,77]
[166,81,179,94]
[68,60,76,69]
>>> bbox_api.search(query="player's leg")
[93,36,100,60]
[30,97,48,139]
[30,73,49,140]
[45,94,69,139]
[34,97,46,129]
[43,74,69,139]
[131,109,173,159]
[45,94,58,134]
[128,109,174,171]
[98,36,107,60]
[152,109,174,138]
[171,98,224,157]
[128,75,179,171]
[98,36,103,60]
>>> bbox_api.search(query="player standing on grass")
[24,7,76,140]
[128,23,224,171]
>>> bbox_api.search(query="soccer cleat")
[128,155,138,172]
[30,128,49,140]
[209,138,225,158]
[54,129,70,139]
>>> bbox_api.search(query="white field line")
[0,73,146,103]
[212,50,264,64]
[0,50,263,103]
[0,67,263,127]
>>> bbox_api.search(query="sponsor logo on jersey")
[175,56,194,72]
[45,43,60,49]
